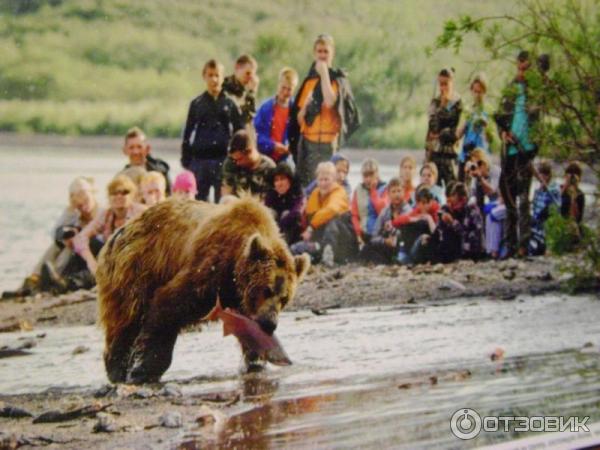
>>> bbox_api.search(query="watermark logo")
[450,408,590,440]
[450,408,482,440]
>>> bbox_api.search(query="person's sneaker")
[396,251,410,265]
[41,262,68,294]
[321,244,335,268]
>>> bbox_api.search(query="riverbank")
[0,253,579,332]
[1,254,599,449]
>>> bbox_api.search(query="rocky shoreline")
[0,254,595,450]
[0,254,574,331]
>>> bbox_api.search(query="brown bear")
[96,196,310,384]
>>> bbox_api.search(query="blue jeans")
[188,158,224,203]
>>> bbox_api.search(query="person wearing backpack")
[288,34,360,187]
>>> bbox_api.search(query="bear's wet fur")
[96,196,310,384]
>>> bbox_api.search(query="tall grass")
[0,0,518,147]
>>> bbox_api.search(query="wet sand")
[0,254,574,331]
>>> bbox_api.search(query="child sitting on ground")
[364,177,411,264]
[351,158,388,248]
[291,161,356,266]
[140,171,167,206]
[172,170,198,200]
[392,185,439,264]
[436,182,484,263]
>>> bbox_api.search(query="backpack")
[338,76,360,139]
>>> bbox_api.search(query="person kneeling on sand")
[291,161,357,266]
[2,177,100,298]
[72,175,146,282]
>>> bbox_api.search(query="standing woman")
[456,73,497,181]
[289,34,359,187]
[425,68,462,188]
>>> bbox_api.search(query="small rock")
[132,388,153,399]
[0,434,18,450]
[93,413,117,433]
[72,345,89,355]
[581,342,599,354]
[158,384,182,398]
[0,406,33,418]
[159,411,183,428]
[499,292,517,301]
[451,369,472,381]
[538,272,553,281]
[490,347,505,361]
[94,385,115,398]
[441,279,466,291]
[503,271,516,281]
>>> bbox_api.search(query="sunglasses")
[110,189,130,196]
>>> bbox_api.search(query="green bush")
[544,207,582,255]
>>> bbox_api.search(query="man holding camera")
[495,50,540,257]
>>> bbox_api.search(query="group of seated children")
[284,151,585,268]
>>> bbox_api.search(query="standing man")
[289,34,359,187]
[122,126,171,194]
[495,50,540,257]
[181,59,244,203]
[223,54,260,126]
[254,67,299,164]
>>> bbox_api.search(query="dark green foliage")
[545,207,582,255]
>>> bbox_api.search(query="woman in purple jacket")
[264,163,305,245]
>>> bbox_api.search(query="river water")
[1,295,600,448]
[1,140,599,448]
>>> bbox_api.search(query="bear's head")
[234,233,310,335]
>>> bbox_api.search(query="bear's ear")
[245,233,270,262]
[294,254,310,280]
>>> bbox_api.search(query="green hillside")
[0,0,518,148]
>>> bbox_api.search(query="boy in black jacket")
[181,59,244,202]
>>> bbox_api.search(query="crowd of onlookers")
[3,35,588,298]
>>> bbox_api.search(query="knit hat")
[173,170,197,195]
[330,153,349,165]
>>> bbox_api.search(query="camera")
[58,226,79,241]
[466,162,477,173]
[568,174,578,186]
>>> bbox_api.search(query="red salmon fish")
[204,299,292,366]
